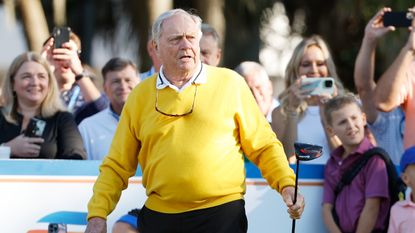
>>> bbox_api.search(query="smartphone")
[25,118,46,137]
[48,223,67,233]
[383,11,413,28]
[53,26,71,48]
[300,77,334,96]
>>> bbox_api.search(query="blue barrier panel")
[0,159,326,179]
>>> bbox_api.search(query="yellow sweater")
[87,65,295,219]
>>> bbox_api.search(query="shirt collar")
[266,98,279,122]
[354,137,373,154]
[108,105,120,122]
[396,194,415,207]
[156,62,206,92]
[331,137,373,161]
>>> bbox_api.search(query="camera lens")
[324,80,333,88]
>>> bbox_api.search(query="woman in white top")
[271,35,345,164]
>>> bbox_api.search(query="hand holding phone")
[300,77,335,96]
[25,118,46,138]
[383,11,413,28]
[53,26,71,48]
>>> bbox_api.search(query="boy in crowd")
[388,146,415,232]
[322,94,390,232]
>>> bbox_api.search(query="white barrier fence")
[0,160,327,233]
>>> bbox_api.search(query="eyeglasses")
[155,85,197,117]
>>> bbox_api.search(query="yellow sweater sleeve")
[87,78,143,220]
[233,74,295,192]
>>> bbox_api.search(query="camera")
[52,26,71,48]
[323,79,333,88]
[383,11,413,28]
[48,223,67,233]
[25,117,46,137]
[300,77,335,96]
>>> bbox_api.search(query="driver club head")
[294,142,323,161]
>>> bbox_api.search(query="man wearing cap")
[388,146,415,232]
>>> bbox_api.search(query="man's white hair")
[235,61,270,81]
[152,9,203,46]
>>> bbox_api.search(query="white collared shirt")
[156,62,206,92]
[266,98,280,123]
[78,107,119,160]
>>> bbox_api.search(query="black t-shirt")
[0,110,86,159]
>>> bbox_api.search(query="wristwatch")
[75,71,88,82]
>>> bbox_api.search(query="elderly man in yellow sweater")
[85,8,304,233]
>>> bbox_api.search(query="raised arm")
[271,79,307,161]
[354,8,394,123]
[375,8,415,111]
[53,41,102,103]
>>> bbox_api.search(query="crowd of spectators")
[1,6,415,233]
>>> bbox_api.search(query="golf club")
[291,142,323,233]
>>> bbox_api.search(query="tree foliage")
[281,0,413,91]
[7,0,414,91]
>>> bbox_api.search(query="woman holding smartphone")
[0,52,86,159]
[271,35,345,163]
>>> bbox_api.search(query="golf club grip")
[292,219,296,233]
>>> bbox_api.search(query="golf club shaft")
[291,160,300,233]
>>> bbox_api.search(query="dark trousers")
[138,199,248,233]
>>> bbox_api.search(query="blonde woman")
[272,35,344,163]
[0,52,86,159]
